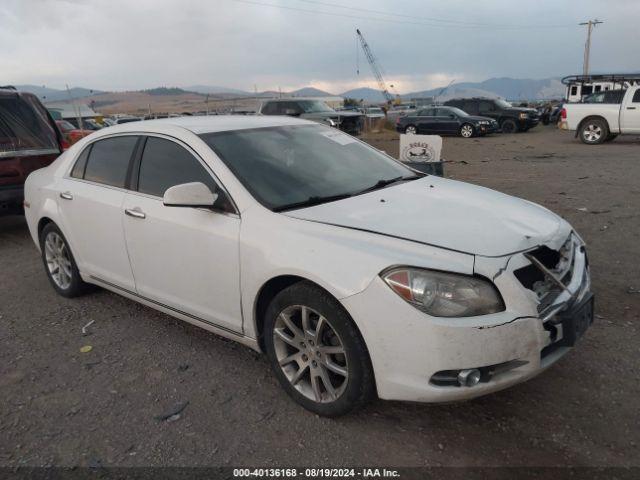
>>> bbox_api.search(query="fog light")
[457,368,481,387]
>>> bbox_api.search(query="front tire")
[39,223,88,298]
[460,123,475,138]
[404,125,417,135]
[500,118,518,134]
[264,281,375,416]
[580,118,608,145]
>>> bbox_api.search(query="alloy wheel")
[405,125,417,135]
[44,231,72,289]
[461,125,474,138]
[272,305,348,403]
[584,124,602,142]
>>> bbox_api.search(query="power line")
[232,0,576,30]
[295,0,574,28]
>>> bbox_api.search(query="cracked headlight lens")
[382,267,505,317]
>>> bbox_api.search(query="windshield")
[200,125,417,211]
[297,100,335,113]
[447,107,468,117]
[368,108,383,113]
[495,99,512,108]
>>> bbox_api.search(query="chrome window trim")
[63,131,240,216]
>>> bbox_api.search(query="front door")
[122,136,243,333]
[621,88,640,133]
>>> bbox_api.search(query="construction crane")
[356,28,395,105]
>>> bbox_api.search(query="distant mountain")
[407,77,565,101]
[13,85,103,101]
[288,87,332,97]
[341,77,565,104]
[184,85,251,96]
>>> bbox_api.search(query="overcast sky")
[1,0,638,93]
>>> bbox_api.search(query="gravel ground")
[1,126,638,469]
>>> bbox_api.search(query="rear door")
[56,135,139,290]
[620,88,640,133]
[122,135,243,333]
[478,100,497,120]
[415,108,436,133]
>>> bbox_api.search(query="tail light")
[60,139,70,150]
[561,108,567,119]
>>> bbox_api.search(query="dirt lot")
[1,126,638,469]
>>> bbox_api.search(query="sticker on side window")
[318,130,356,146]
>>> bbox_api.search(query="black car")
[444,98,539,133]
[395,106,498,138]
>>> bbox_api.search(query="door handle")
[627,106,636,110]
[60,192,73,200]
[125,208,146,219]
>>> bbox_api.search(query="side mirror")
[163,182,218,209]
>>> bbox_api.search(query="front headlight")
[519,112,528,119]
[381,267,505,317]
[478,120,489,125]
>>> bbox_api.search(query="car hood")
[283,176,565,257]
[466,115,496,123]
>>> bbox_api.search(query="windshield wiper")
[273,193,354,212]
[356,175,422,195]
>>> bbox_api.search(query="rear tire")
[264,281,375,416]
[500,118,518,134]
[579,118,608,145]
[404,125,417,135]
[39,223,88,298]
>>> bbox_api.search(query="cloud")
[0,0,636,92]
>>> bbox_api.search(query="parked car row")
[393,98,540,138]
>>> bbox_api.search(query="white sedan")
[24,116,593,416]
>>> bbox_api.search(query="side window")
[70,145,91,179]
[570,86,578,96]
[272,102,288,115]
[418,109,434,117]
[633,89,640,103]
[83,136,138,188]
[261,102,276,115]
[479,101,494,112]
[137,137,234,212]
[436,108,454,117]
[463,101,477,113]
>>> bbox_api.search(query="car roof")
[94,114,314,135]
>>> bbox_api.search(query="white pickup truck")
[560,85,640,144]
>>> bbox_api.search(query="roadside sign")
[399,134,442,163]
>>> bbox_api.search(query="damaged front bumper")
[341,232,593,403]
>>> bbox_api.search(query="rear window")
[83,136,138,188]
[0,93,59,158]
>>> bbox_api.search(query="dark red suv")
[0,86,64,215]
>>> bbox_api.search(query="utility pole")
[579,19,603,76]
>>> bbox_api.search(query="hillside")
[13,85,102,101]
